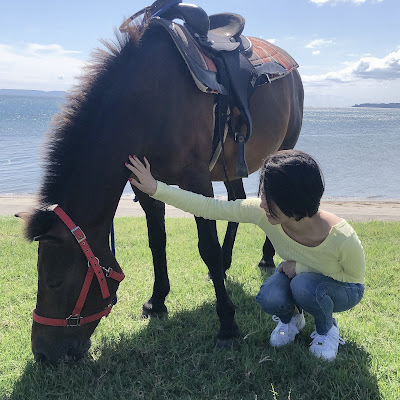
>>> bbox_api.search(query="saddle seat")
[162,3,248,52]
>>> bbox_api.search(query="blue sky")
[1,0,399,106]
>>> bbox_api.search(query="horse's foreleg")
[134,189,170,318]
[181,173,241,346]
[221,179,246,273]
[195,216,241,346]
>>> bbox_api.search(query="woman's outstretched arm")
[125,156,265,225]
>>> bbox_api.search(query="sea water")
[1,94,399,200]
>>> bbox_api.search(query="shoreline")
[1,195,399,221]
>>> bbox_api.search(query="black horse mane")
[40,25,147,204]
[26,23,150,241]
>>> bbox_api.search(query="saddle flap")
[149,18,226,94]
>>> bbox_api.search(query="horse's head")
[17,208,124,362]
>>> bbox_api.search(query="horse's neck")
[59,158,125,233]
[51,30,182,229]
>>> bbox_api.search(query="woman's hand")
[125,155,157,196]
[278,261,296,279]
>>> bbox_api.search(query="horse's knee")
[198,235,221,267]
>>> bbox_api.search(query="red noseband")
[32,205,125,327]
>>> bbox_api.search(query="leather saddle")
[120,0,297,178]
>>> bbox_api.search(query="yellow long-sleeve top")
[152,182,366,284]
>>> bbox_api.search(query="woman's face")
[260,191,289,225]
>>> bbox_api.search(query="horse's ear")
[16,209,58,242]
[15,211,32,222]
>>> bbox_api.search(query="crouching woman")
[125,150,365,361]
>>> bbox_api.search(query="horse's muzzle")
[32,338,92,363]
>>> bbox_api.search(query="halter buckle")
[66,315,83,327]
[71,226,86,243]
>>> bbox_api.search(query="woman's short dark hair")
[259,150,325,221]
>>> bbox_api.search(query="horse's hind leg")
[133,189,170,318]
[223,179,275,273]
[258,238,276,272]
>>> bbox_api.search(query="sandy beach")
[1,195,399,221]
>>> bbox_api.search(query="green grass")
[0,216,399,399]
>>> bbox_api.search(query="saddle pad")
[247,37,299,82]
[151,18,298,94]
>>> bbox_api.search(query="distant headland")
[352,103,400,109]
[0,89,65,98]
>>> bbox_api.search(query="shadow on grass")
[10,279,380,400]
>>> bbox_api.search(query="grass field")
[0,216,399,399]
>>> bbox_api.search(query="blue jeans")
[256,267,365,334]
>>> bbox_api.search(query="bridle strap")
[53,206,110,299]
[33,205,125,327]
[72,267,95,317]
[33,306,113,327]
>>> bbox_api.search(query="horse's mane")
[26,24,151,241]
[38,24,148,208]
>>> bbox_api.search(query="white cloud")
[310,0,383,5]
[303,48,400,84]
[27,43,81,56]
[258,36,277,44]
[302,48,400,105]
[352,49,400,79]
[305,39,334,49]
[0,43,85,90]
[312,51,321,55]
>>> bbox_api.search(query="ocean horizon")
[1,94,400,201]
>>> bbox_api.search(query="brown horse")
[18,19,303,362]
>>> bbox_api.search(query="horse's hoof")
[215,336,242,349]
[258,258,276,273]
[141,301,168,319]
[215,324,242,349]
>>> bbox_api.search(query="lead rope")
[110,220,118,306]
[110,220,116,256]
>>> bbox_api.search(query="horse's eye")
[47,280,63,289]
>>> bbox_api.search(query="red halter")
[32,205,125,327]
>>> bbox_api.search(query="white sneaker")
[309,321,345,361]
[270,312,305,347]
